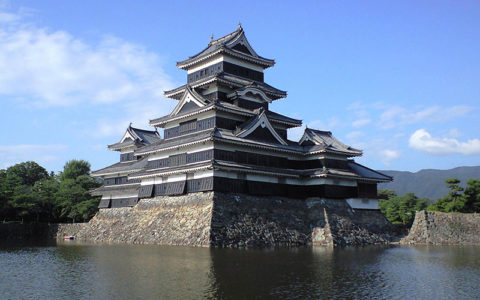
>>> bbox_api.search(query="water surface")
[1,242,479,299]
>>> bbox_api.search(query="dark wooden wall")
[99,198,138,209]
[358,183,377,198]
[120,152,135,162]
[136,176,360,200]
[145,148,352,173]
[104,176,140,186]
[187,61,264,83]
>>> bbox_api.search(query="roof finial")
[238,21,242,29]
[129,122,132,127]
[210,33,214,42]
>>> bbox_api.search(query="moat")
[1,243,479,299]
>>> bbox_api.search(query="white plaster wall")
[346,198,379,210]
[120,147,135,154]
[141,178,155,185]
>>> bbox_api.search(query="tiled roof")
[135,129,214,155]
[150,103,215,126]
[176,26,275,69]
[129,161,213,179]
[131,127,160,144]
[108,124,160,150]
[108,139,136,151]
[219,73,286,98]
[91,158,148,176]
[214,160,299,177]
[265,110,302,127]
[302,128,362,156]
[150,100,300,128]
[213,128,304,154]
[164,73,286,100]
[347,161,392,182]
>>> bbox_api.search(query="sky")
[0,0,479,173]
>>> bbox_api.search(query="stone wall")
[402,210,480,245]
[67,192,214,246]
[52,192,395,248]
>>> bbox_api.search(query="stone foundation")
[56,192,395,247]
[401,210,480,245]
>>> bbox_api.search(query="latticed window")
[120,152,135,162]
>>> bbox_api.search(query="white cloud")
[0,6,177,139]
[90,96,175,138]
[307,117,341,131]
[346,131,365,140]
[0,7,175,107]
[409,129,480,155]
[379,149,401,166]
[377,105,473,129]
[448,128,462,138]
[0,144,68,169]
[352,118,371,128]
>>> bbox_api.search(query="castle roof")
[149,99,301,128]
[91,157,148,177]
[164,73,286,100]
[234,109,288,145]
[135,129,214,156]
[108,124,160,151]
[176,25,275,70]
[299,128,362,157]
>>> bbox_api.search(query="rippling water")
[1,242,479,299]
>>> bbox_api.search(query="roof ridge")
[129,126,157,133]
[308,128,332,135]
[209,26,242,46]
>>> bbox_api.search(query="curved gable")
[236,112,287,145]
[171,87,208,116]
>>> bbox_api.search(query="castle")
[91,25,391,212]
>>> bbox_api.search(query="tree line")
[379,178,480,227]
[0,160,101,223]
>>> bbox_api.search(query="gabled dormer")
[170,86,209,116]
[227,85,272,110]
[299,128,362,157]
[235,109,288,145]
[108,124,160,161]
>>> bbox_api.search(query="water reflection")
[1,243,480,299]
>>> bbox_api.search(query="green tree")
[2,162,50,222]
[463,179,480,213]
[378,189,397,200]
[430,178,467,212]
[446,178,464,211]
[379,192,429,227]
[1,160,101,223]
[0,169,7,222]
[60,160,91,181]
[6,161,48,186]
[55,160,100,222]
[31,177,60,222]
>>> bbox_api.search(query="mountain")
[378,166,480,200]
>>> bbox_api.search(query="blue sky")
[0,0,479,173]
